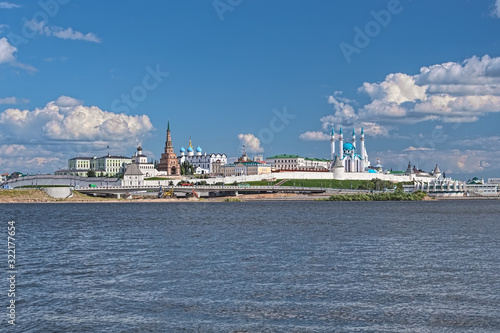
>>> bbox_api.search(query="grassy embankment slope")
[318,191,428,201]
[0,189,121,203]
[245,179,408,190]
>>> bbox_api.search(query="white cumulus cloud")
[0,144,65,174]
[0,97,153,143]
[320,55,500,129]
[55,96,83,107]
[237,133,263,153]
[492,0,500,17]
[403,146,435,151]
[359,122,391,137]
[360,73,427,104]
[299,131,330,141]
[0,37,36,72]
[320,96,357,129]
[26,19,101,43]
[0,97,29,104]
[0,2,20,9]
[0,37,16,64]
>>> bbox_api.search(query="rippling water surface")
[2,200,500,332]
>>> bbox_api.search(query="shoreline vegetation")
[316,190,428,201]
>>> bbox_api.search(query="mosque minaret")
[330,126,370,173]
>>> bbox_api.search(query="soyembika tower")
[158,121,181,176]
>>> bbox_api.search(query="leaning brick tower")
[158,121,180,176]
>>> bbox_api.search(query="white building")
[330,126,369,173]
[265,154,330,171]
[178,140,227,175]
[222,161,272,177]
[487,178,500,184]
[91,154,132,176]
[406,178,466,196]
[131,146,158,177]
[466,183,498,196]
[467,177,498,196]
[122,163,144,187]
[57,154,132,177]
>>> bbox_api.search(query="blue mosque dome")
[196,146,202,152]
[343,142,355,151]
[180,147,185,152]
[187,146,193,152]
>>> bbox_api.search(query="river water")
[2,200,499,332]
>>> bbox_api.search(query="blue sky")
[1,0,500,179]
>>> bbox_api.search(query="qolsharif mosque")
[327,126,442,182]
[330,126,369,173]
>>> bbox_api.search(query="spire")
[351,127,356,149]
[331,126,334,136]
[340,126,343,135]
[406,161,413,175]
[167,121,170,131]
[333,155,343,167]
[361,127,364,135]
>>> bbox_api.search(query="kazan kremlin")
[65,122,447,183]
[5,121,492,197]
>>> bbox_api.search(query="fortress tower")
[158,121,181,176]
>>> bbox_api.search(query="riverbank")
[1,189,499,203]
[0,189,309,203]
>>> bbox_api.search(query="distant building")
[91,155,132,176]
[405,178,466,197]
[158,121,181,176]
[222,149,271,176]
[132,146,158,177]
[56,154,132,177]
[1,173,9,183]
[122,163,144,187]
[330,127,369,173]
[466,177,498,196]
[222,162,271,177]
[9,172,23,179]
[266,154,330,171]
[487,178,500,184]
[178,139,227,175]
[56,157,92,176]
[467,177,484,184]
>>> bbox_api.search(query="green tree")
[87,170,96,177]
[181,161,195,175]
